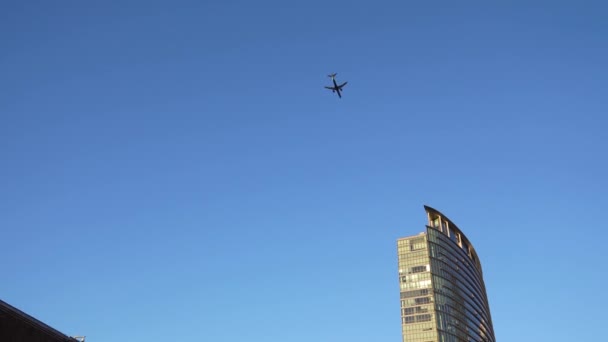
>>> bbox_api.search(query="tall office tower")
[397,206,496,342]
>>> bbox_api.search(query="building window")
[415,306,429,313]
[410,238,426,251]
[411,265,428,273]
[401,289,430,298]
[462,241,470,257]
[415,297,432,305]
[416,314,432,322]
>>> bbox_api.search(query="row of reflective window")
[400,330,436,342]
[436,307,490,342]
[429,232,483,289]
[430,265,492,334]
[427,221,481,272]
[400,296,433,307]
[427,230,495,341]
[402,314,432,324]
[428,230,488,303]
[402,305,431,316]
[428,246,490,319]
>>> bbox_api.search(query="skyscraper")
[397,206,496,342]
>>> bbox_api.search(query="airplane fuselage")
[331,78,342,98]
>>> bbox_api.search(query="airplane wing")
[325,86,335,90]
[338,82,348,89]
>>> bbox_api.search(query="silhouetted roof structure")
[0,299,80,342]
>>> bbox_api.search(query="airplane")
[325,73,348,98]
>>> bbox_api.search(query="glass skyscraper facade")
[397,206,496,342]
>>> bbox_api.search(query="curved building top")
[423,205,483,275]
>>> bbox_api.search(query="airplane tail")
[328,73,337,78]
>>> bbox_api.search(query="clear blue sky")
[1,1,607,341]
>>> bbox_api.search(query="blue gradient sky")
[1,1,607,341]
